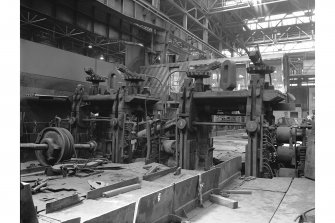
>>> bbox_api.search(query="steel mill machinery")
[175,49,299,177]
[68,65,167,164]
[20,65,177,166]
[275,118,313,177]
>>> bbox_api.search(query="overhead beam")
[209,0,289,14]
[134,0,224,57]
[172,0,242,54]
[165,0,221,40]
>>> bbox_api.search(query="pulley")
[177,119,187,130]
[20,127,97,166]
[246,120,258,133]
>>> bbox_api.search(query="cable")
[144,74,164,88]
[263,162,274,178]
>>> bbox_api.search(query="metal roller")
[277,145,295,164]
[161,140,176,154]
[276,126,295,144]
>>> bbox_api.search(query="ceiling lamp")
[88,44,93,49]
[250,0,261,5]
[123,41,144,47]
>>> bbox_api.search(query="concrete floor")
[188,177,315,223]
[22,159,315,223]
[22,132,314,223]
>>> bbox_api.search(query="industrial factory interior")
[0,0,331,222]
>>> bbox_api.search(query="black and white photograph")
[2,0,332,222]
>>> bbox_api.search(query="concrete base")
[240,177,292,192]
[271,178,315,223]
[188,177,315,223]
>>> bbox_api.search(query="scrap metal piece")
[88,180,109,190]
[143,166,178,181]
[198,174,204,208]
[174,167,182,176]
[86,177,140,199]
[210,194,238,209]
[102,183,141,198]
[46,193,82,214]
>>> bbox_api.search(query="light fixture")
[88,44,93,49]
[123,41,144,47]
[250,0,261,5]
[100,55,104,60]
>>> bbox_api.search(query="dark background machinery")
[20,65,177,166]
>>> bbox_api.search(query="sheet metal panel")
[215,156,242,188]
[135,185,174,223]
[173,175,199,213]
[83,203,135,223]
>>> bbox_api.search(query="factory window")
[169,67,181,93]
[282,18,295,26]
[221,50,232,57]
[211,72,220,89]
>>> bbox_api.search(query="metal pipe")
[29,94,69,99]
[83,95,116,102]
[82,119,112,122]
[137,119,177,137]
[21,143,94,150]
[20,143,49,150]
[215,114,246,116]
[192,122,246,126]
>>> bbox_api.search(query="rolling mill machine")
[175,48,311,177]
[20,52,313,178]
[20,65,177,166]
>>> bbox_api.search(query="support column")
[161,30,168,64]
[219,41,223,53]
[203,17,209,44]
[183,14,188,29]
[183,14,188,44]
[154,30,169,64]
[106,13,111,39]
[230,49,234,58]
[152,0,160,9]
[151,31,154,51]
